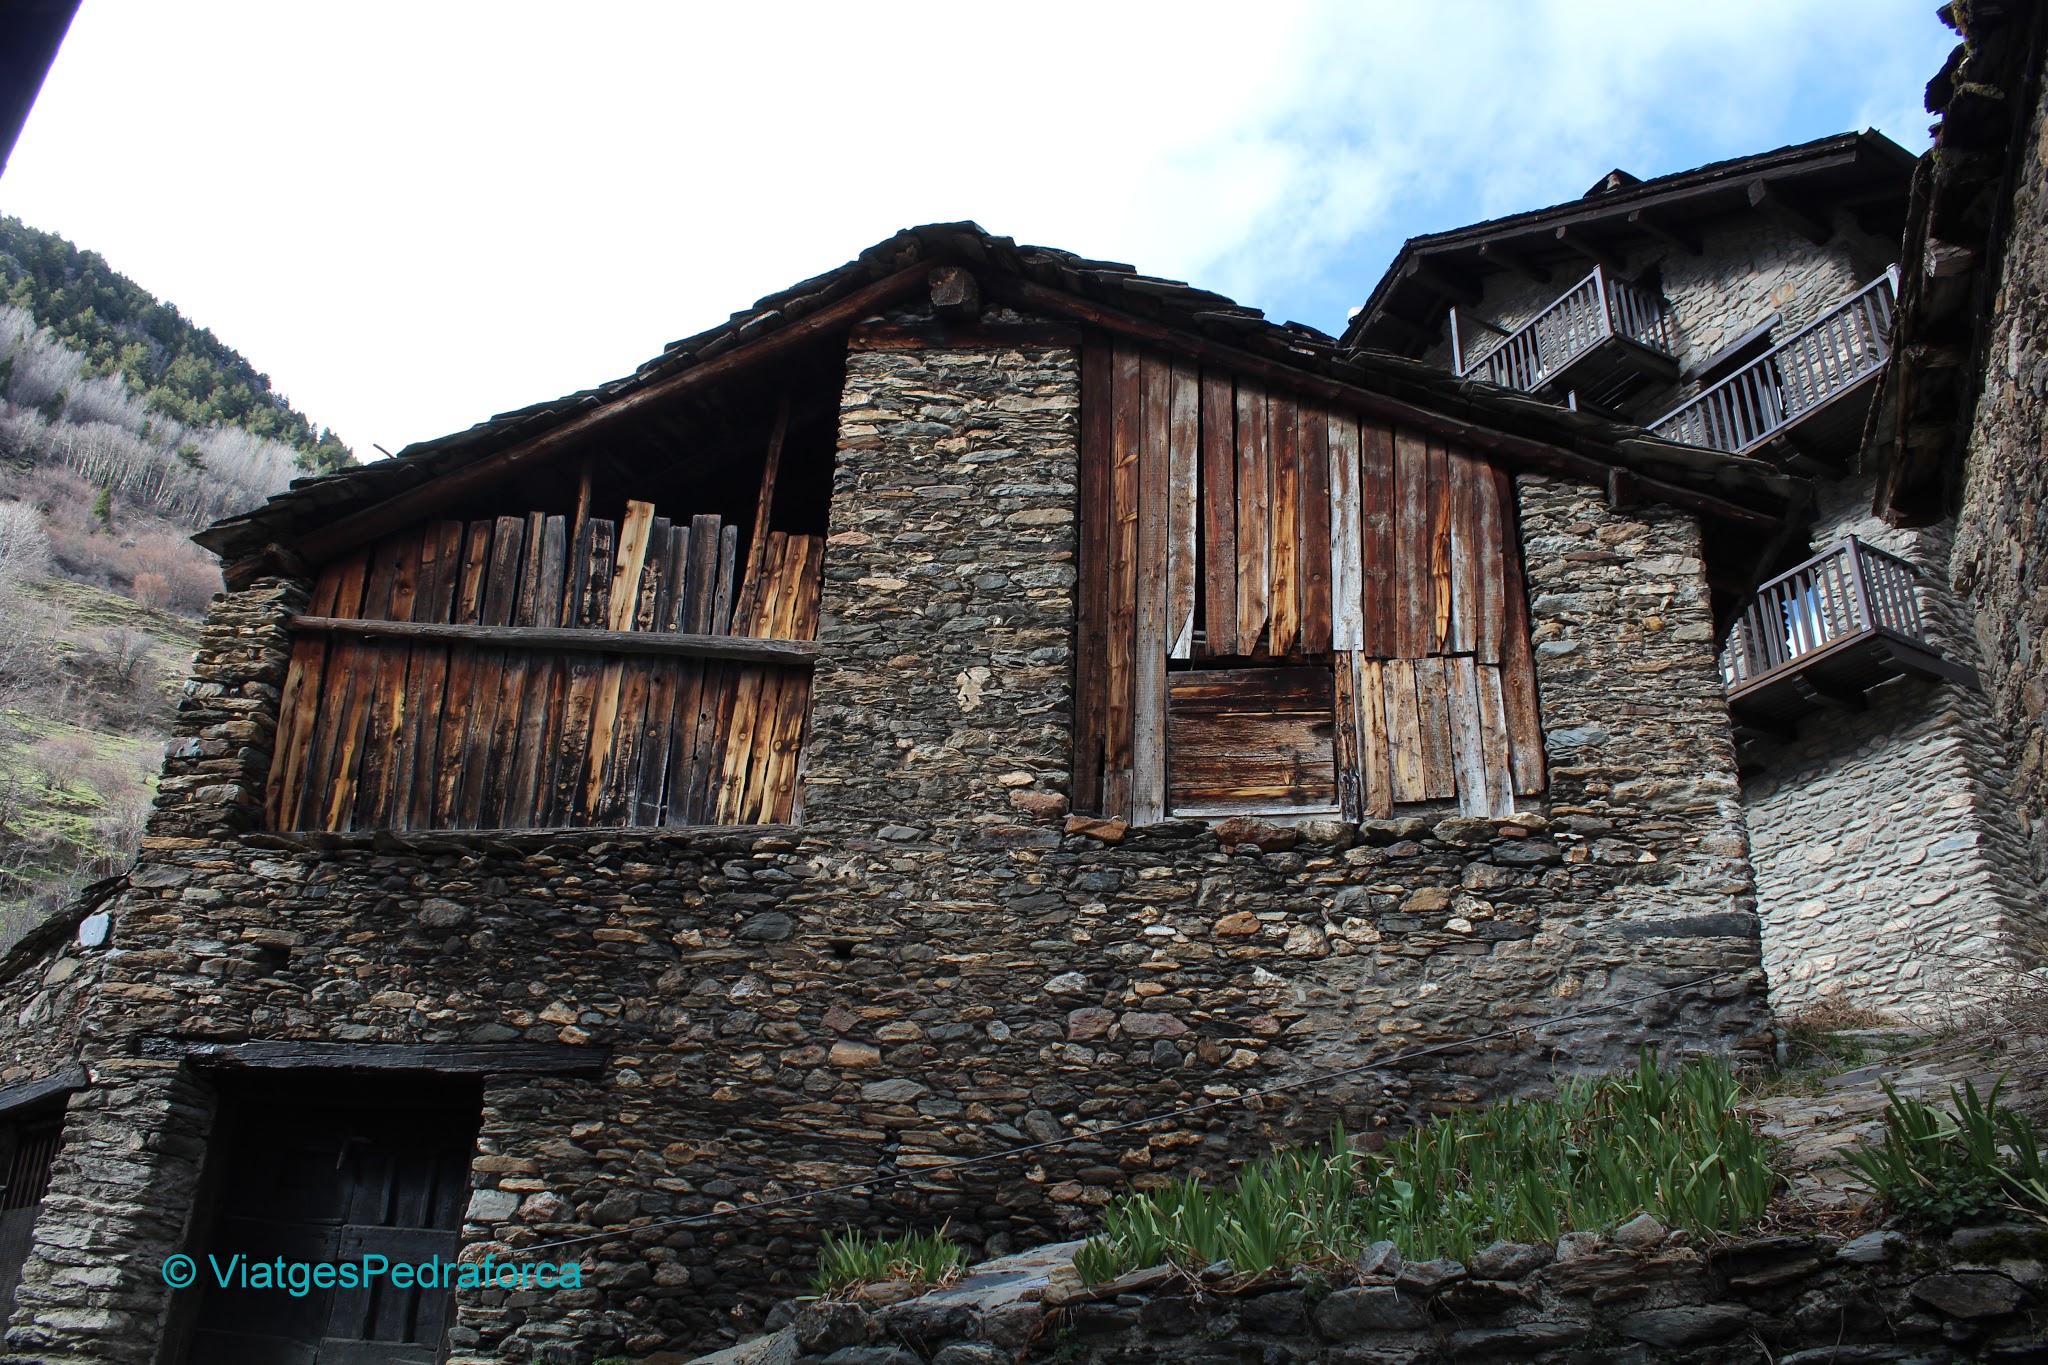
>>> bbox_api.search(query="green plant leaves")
[1075,1051,1781,1282]
[1844,1077,2048,1227]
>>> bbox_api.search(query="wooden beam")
[0,1064,87,1117]
[289,263,933,565]
[1405,256,1483,308]
[1355,310,1434,356]
[1747,179,1832,245]
[1477,242,1550,286]
[982,275,1788,532]
[179,1040,610,1076]
[288,615,820,666]
[1554,224,1630,277]
[1626,208,1701,256]
[928,265,982,322]
[734,395,792,631]
[848,322,1082,350]
[222,542,311,593]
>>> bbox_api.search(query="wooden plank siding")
[1073,340,1547,824]
[267,500,822,834]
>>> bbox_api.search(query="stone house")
[1871,0,2048,948]
[1347,130,2044,1021]
[0,224,1807,1363]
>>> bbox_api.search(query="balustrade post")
[1592,266,1613,342]
[1843,538,1877,632]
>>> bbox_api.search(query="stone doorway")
[173,1073,482,1365]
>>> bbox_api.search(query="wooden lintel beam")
[1477,242,1551,286]
[1554,225,1630,277]
[1747,179,1832,245]
[1405,256,1483,308]
[848,321,1083,351]
[1626,208,1701,256]
[288,615,820,666]
[0,1064,88,1117]
[288,263,934,565]
[982,274,1787,532]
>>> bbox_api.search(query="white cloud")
[0,0,1950,458]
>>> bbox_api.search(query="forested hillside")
[0,217,350,471]
[0,218,351,941]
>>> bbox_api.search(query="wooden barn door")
[1075,338,1547,823]
[0,1115,62,1323]
[181,1079,480,1365]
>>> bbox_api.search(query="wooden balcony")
[1722,536,1975,738]
[1653,270,1897,463]
[1452,265,1677,406]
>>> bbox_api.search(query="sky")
[1,1,1954,461]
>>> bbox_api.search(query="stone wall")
[1954,53,2048,925]
[770,1222,2048,1365]
[0,333,1778,1364]
[1740,475,2041,1018]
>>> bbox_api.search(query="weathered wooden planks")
[1166,667,1336,814]
[1328,414,1365,652]
[1103,341,1143,817]
[1493,465,1547,796]
[1062,342,1553,825]
[1413,656,1456,800]
[1298,404,1333,653]
[1234,381,1271,654]
[1268,393,1301,655]
[1382,658,1427,804]
[273,494,818,835]
[1197,370,1236,659]
[1359,421,1397,655]
[1165,362,1200,660]
[1131,353,1173,824]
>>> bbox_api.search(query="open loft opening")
[261,348,845,837]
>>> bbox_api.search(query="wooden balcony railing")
[1721,536,1973,731]
[1453,266,1674,394]
[1653,270,1898,456]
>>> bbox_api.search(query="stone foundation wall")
[774,1223,2048,1365]
[0,336,1779,1364]
[1740,475,2041,1018]
[1954,57,2048,926]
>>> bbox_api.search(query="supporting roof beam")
[1747,179,1832,245]
[288,263,934,565]
[1477,242,1551,286]
[1626,207,1702,256]
[1554,224,1631,277]
[1403,256,1483,308]
[984,274,1787,533]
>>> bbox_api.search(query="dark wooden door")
[183,1084,479,1365]
[0,1118,62,1323]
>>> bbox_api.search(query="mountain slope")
[0,219,350,939]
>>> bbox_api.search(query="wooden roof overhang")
[1870,2,2047,526]
[197,223,1810,620]
[1345,131,1917,357]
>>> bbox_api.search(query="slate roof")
[1342,131,1915,353]
[197,222,1804,561]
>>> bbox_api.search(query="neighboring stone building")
[1348,131,2041,1020]
[0,225,1801,1363]
[1873,0,2048,947]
